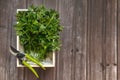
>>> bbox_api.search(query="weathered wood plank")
[0,0,17,80]
[118,0,120,80]
[27,0,43,7]
[104,0,117,80]
[86,1,91,80]
[43,0,56,9]
[87,0,104,80]
[58,0,75,80]
[0,28,8,80]
[7,0,27,80]
[58,0,75,26]
[44,68,54,80]
[0,0,9,28]
[8,0,27,80]
[72,0,87,80]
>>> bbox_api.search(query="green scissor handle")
[9,46,45,78]
[25,54,46,70]
[22,60,39,78]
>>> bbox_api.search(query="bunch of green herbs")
[14,5,63,61]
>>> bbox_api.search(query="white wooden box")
[16,9,55,67]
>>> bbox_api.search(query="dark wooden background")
[0,0,120,80]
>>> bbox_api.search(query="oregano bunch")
[14,5,63,61]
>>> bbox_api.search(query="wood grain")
[9,0,27,80]
[27,0,43,7]
[0,28,8,80]
[58,0,76,80]
[0,0,15,80]
[87,0,104,80]
[72,0,87,80]
[43,0,56,9]
[118,0,120,80]
[0,0,119,80]
[104,0,117,80]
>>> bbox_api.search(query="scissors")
[9,46,46,78]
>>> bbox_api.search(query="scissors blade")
[9,46,19,56]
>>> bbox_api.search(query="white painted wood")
[16,9,55,67]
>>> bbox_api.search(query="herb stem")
[46,13,55,27]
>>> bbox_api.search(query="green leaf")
[14,5,63,61]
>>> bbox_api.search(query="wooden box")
[16,9,55,67]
